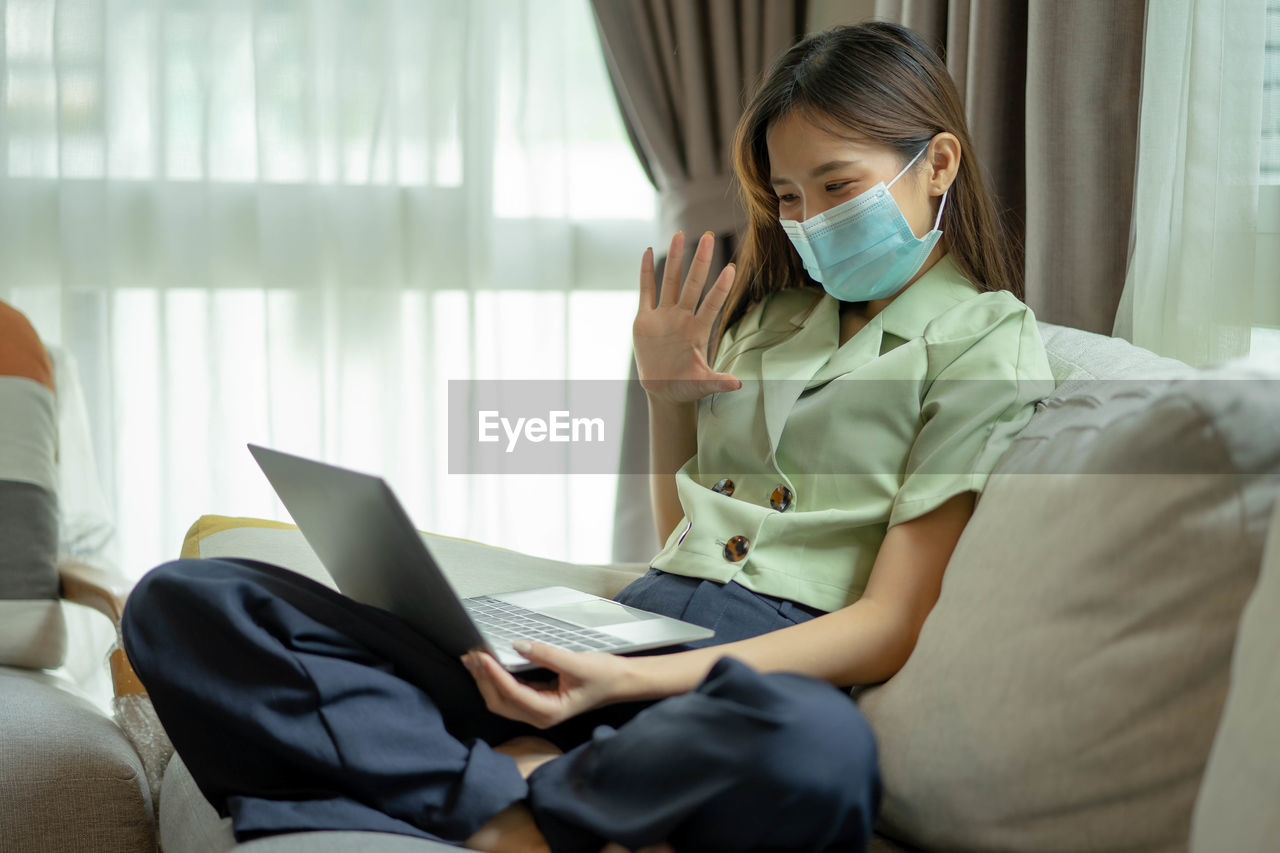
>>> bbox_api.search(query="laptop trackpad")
[539,599,654,628]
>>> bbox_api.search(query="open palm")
[633,231,740,404]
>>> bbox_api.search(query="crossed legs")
[123,558,880,852]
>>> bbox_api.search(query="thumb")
[700,372,740,395]
[714,372,742,392]
[511,640,587,673]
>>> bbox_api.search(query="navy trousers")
[122,560,881,852]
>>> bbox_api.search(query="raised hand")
[633,231,741,404]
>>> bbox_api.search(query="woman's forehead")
[766,113,888,179]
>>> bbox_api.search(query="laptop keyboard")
[464,596,628,653]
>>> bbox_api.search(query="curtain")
[1112,0,1269,366]
[836,0,1147,335]
[591,0,809,563]
[0,0,657,580]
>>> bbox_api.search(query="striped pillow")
[0,301,64,668]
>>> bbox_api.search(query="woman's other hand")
[461,642,631,729]
[633,230,740,404]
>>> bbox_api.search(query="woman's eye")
[825,182,851,193]
[777,194,799,204]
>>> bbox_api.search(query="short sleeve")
[887,295,1055,528]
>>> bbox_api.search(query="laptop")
[248,444,714,672]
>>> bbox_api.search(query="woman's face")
[765,111,944,238]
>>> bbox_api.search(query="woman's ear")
[925,132,961,197]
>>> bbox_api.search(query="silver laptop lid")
[247,444,486,660]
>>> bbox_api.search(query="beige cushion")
[1189,495,1280,850]
[0,666,154,852]
[858,364,1280,851]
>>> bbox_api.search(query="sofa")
[6,316,1280,852]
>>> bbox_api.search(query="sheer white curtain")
[0,0,657,580]
[1113,0,1270,366]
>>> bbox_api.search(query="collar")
[771,254,979,338]
[867,254,981,340]
[800,254,982,391]
[717,254,981,370]
[733,255,981,460]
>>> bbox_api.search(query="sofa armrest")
[58,557,128,623]
[58,558,147,697]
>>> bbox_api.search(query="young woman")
[123,22,1052,853]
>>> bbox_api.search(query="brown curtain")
[591,0,809,563]
[826,0,1147,334]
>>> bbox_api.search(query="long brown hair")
[720,22,1022,345]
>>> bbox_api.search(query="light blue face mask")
[779,146,948,303]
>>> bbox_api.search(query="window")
[1263,0,1279,183]
[1,0,658,574]
[1253,0,1280,357]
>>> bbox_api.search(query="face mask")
[780,146,948,303]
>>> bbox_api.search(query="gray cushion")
[0,301,64,669]
[1036,320,1194,385]
[160,752,476,853]
[0,666,154,852]
[1190,496,1280,850]
[858,351,1280,850]
[158,751,234,853]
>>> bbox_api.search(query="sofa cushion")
[160,751,460,853]
[0,666,154,852]
[1036,320,1193,385]
[1189,490,1280,850]
[179,514,648,599]
[857,359,1280,851]
[0,300,64,669]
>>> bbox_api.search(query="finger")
[677,231,716,312]
[463,653,508,713]
[657,231,685,307]
[637,247,656,313]
[468,653,545,724]
[512,640,596,678]
[694,262,736,329]
[693,373,742,399]
[477,652,567,723]
[708,373,742,394]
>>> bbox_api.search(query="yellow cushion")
[179,514,647,600]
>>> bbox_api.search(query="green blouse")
[649,254,1055,613]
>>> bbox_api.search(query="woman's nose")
[799,199,838,222]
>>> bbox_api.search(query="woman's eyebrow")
[810,159,861,177]
[770,160,863,187]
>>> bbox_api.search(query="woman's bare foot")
[493,735,564,779]
[464,802,550,853]
[471,738,673,853]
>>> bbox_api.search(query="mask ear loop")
[886,146,927,189]
[931,189,949,232]
[888,143,949,233]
